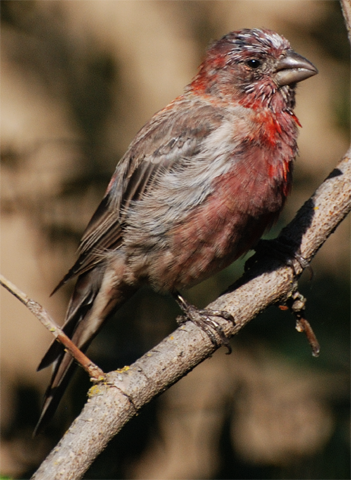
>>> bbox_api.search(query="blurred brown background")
[0,1,349,478]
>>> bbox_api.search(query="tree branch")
[28,147,350,479]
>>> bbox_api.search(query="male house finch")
[35,28,317,433]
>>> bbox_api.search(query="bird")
[35,28,317,434]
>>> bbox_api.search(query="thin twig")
[286,291,320,357]
[0,274,105,382]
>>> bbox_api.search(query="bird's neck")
[238,78,297,113]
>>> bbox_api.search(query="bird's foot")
[175,293,234,354]
[246,238,312,277]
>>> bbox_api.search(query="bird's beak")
[275,50,318,86]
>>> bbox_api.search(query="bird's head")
[188,28,318,112]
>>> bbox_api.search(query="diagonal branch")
[30,148,350,479]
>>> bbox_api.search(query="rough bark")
[30,148,351,479]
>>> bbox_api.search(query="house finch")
[35,28,317,433]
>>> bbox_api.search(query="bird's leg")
[246,238,312,277]
[174,292,235,354]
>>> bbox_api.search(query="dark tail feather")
[37,339,65,371]
[35,269,102,435]
[35,266,137,435]
[34,353,76,436]
[50,250,93,297]
[37,303,90,372]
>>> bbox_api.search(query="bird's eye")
[246,59,261,69]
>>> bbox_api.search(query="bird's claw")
[175,293,234,354]
[247,238,312,278]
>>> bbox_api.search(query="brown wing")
[36,100,226,434]
[52,99,225,293]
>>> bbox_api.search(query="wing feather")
[53,100,225,290]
